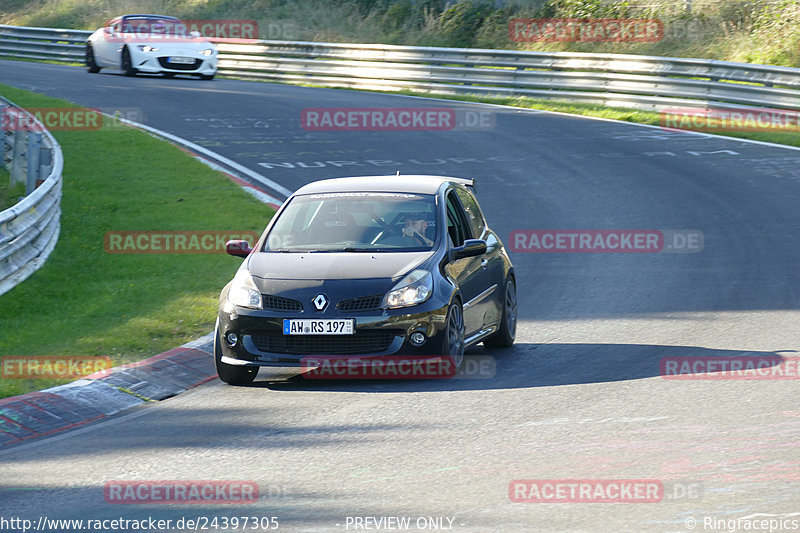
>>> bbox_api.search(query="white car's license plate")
[283,319,354,335]
[167,56,195,64]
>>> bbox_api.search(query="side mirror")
[226,239,252,258]
[449,238,487,261]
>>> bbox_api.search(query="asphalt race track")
[1,60,799,532]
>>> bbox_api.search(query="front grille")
[337,295,382,313]
[251,331,397,355]
[157,57,202,70]
[262,295,303,312]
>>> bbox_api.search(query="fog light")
[410,331,426,346]
[225,332,238,347]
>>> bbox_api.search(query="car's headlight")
[138,45,159,52]
[382,269,432,309]
[199,48,214,56]
[228,271,262,309]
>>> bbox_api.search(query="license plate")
[283,319,354,335]
[167,56,195,64]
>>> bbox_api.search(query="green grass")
[0,168,25,211]
[0,54,83,67]
[2,0,800,67]
[0,85,274,399]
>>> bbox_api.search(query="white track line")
[112,115,294,198]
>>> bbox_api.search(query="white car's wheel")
[121,47,137,77]
[86,44,101,73]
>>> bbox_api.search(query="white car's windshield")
[264,192,437,252]
[120,17,186,36]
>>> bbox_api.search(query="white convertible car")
[86,14,217,79]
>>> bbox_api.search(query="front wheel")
[121,47,137,76]
[441,301,465,371]
[214,327,258,385]
[484,276,517,349]
[199,73,215,80]
[86,45,100,73]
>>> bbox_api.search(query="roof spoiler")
[449,177,475,191]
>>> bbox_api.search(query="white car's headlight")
[138,45,159,52]
[228,271,262,309]
[382,269,432,309]
[199,48,214,56]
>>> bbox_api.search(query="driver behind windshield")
[402,216,434,247]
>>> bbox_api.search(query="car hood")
[116,34,211,45]
[247,251,432,281]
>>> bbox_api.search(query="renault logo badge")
[312,294,328,311]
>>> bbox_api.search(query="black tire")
[163,72,175,78]
[200,73,215,80]
[86,44,100,73]
[441,301,465,371]
[214,327,258,385]
[484,276,517,349]
[121,47,137,77]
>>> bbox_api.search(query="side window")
[445,191,471,248]
[454,187,486,238]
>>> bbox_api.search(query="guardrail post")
[9,125,26,188]
[26,132,42,195]
[0,104,9,172]
[38,146,52,188]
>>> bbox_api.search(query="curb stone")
[0,332,216,447]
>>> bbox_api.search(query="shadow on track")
[246,343,792,393]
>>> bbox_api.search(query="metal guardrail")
[3,23,800,111]
[0,95,63,297]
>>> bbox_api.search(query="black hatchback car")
[215,175,517,384]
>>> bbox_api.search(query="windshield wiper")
[341,247,381,252]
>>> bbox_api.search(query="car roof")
[121,14,181,21]
[293,175,474,195]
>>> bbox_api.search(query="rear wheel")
[214,326,258,385]
[484,276,517,349]
[86,44,100,73]
[441,301,465,371]
[200,73,215,80]
[121,47,137,76]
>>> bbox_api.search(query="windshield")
[120,17,187,36]
[263,192,437,252]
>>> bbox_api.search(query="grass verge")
[0,84,274,399]
[0,168,25,211]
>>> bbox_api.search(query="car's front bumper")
[131,50,217,74]
[217,299,449,368]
